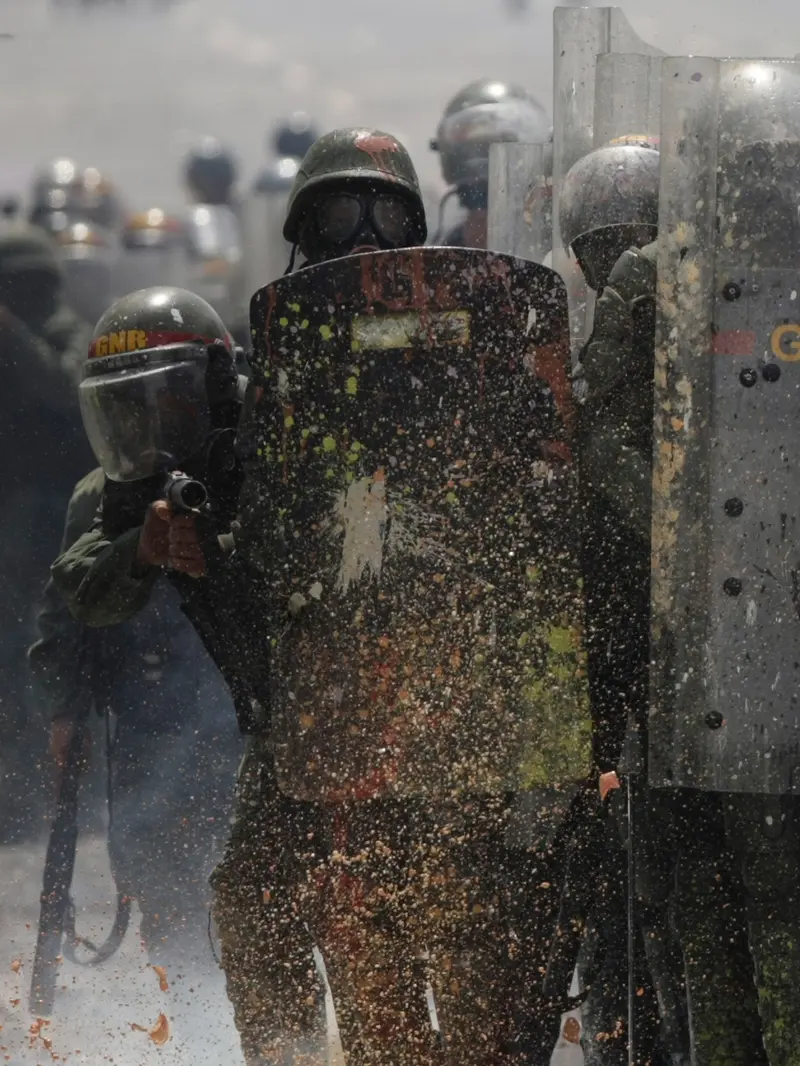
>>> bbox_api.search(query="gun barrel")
[165,473,208,512]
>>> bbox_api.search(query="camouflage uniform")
[0,223,93,842]
[30,467,242,972]
[52,473,325,1066]
[576,241,769,1065]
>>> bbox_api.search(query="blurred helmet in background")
[432,79,550,208]
[183,138,238,205]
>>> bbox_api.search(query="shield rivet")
[739,368,758,388]
[762,363,782,383]
[724,498,744,517]
[723,577,742,596]
[722,281,741,301]
[705,711,724,730]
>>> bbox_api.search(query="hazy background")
[3,0,798,214]
[0,1,797,1063]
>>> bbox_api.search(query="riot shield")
[235,183,293,322]
[57,228,117,325]
[114,211,189,297]
[487,141,552,262]
[236,247,590,802]
[552,6,662,350]
[184,203,243,332]
[650,57,800,794]
[592,52,662,148]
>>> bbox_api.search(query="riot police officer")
[430,79,550,247]
[30,160,125,238]
[559,140,692,1066]
[0,221,92,842]
[30,464,242,980]
[238,115,320,318]
[29,158,85,237]
[183,138,239,207]
[562,122,774,1062]
[53,129,581,1066]
[252,112,320,194]
[53,129,430,1066]
[55,220,116,326]
[115,207,187,293]
[181,139,245,342]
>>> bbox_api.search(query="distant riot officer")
[430,78,550,247]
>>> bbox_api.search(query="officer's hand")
[168,513,206,578]
[136,499,172,570]
[49,717,91,778]
[599,770,620,803]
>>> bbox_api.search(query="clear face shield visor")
[78,345,211,482]
[436,100,550,188]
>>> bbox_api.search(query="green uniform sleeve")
[577,244,657,542]
[52,522,160,628]
[29,468,105,716]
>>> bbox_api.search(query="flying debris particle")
[9,959,21,973]
[8,1000,19,1008]
[131,1013,171,1046]
[150,964,169,992]
[170,307,184,325]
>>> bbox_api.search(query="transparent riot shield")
[56,227,117,325]
[486,141,552,262]
[650,56,800,794]
[235,185,293,321]
[236,246,591,803]
[184,203,243,333]
[552,6,662,351]
[592,52,662,147]
[114,212,189,298]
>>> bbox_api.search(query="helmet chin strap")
[430,187,458,244]
[457,182,488,211]
[284,243,299,274]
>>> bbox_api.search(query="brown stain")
[359,249,429,313]
[710,329,756,356]
[532,340,575,430]
[353,131,400,174]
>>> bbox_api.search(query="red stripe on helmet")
[88,328,229,359]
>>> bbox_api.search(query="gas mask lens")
[314,193,415,246]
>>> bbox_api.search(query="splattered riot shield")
[236,246,591,802]
[487,141,552,262]
[552,6,662,350]
[650,57,800,794]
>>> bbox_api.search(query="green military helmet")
[0,223,61,277]
[0,223,64,326]
[283,128,427,243]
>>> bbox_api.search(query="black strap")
[60,710,131,967]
